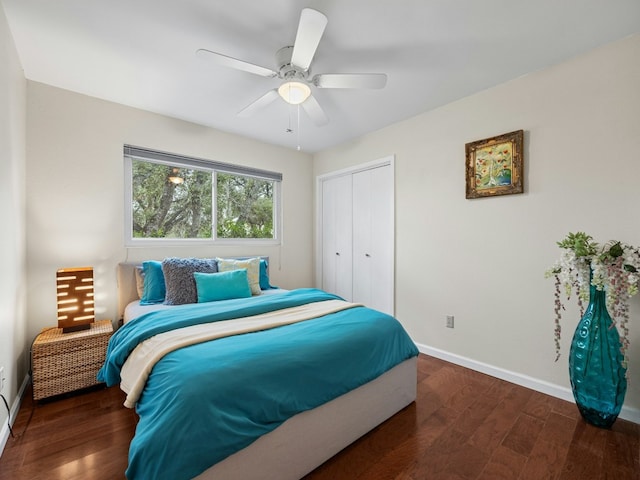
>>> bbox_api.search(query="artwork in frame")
[465,130,524,199]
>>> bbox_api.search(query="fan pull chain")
[285,102,302,151]
[297,104,301,151]
[286,103,293,133]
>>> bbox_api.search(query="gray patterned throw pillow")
[162,257,218,305]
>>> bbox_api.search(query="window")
[124,146,281,245]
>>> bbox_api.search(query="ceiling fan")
[196,8,387,126]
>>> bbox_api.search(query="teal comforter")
[98,288,418,480]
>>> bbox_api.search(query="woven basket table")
[32,319,113,400]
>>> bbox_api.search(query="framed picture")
[465,130,524,199]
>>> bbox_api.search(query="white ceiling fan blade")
[290,8,328,72]
[196,48,277,78]
[301,95,329,126]
[238,89,280,117]
[313,73,387,89]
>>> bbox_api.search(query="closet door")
[321,174,353,301]
[352,164,393,315]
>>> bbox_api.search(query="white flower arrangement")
[545,232,640,366]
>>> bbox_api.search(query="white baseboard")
[0,374,30,458]
[416,343,640,425]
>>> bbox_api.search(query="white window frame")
[124,145,282,247]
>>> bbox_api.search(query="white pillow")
[216,257,261,295]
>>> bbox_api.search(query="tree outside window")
[129,159,277,242]
[216,173,274,239]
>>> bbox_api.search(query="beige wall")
[3,7,639,438]
[0,2,27,439]
[314,34,640,417]
[25,82,314,342]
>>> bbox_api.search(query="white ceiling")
[3,0,640,153]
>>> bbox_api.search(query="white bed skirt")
[195,356,417,480]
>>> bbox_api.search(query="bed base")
[195,356,417,480]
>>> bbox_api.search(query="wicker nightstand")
[32,320,113,400]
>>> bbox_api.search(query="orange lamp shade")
[56,267,95,333]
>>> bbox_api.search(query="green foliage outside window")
[216,173,274,239]
[131,160,275,240]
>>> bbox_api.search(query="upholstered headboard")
[116,257,269,321]
[116,262,143,320]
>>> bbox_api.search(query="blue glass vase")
[569,281,627,428]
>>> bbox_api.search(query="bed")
[103,259,419,480]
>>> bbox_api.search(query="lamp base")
[62,323,92,334]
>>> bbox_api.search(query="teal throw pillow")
[194,269,252,303]
[140,260,166,305]
[259,259,269,289]
[259,258,277,290]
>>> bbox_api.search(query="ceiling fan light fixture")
[278,81,311,105]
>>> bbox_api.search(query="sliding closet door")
[321,174,353,301]
[352,164,393,315]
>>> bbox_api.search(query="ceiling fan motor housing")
[276,46,309,81]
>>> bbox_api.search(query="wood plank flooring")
[0,354,638,479]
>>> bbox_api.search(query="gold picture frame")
[465,130,524,199]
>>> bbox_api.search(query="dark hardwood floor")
[0,354,638,479]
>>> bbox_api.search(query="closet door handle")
[365,253,371,257]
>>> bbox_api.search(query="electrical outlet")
[446,315,454,328]
[0,366,5,392]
